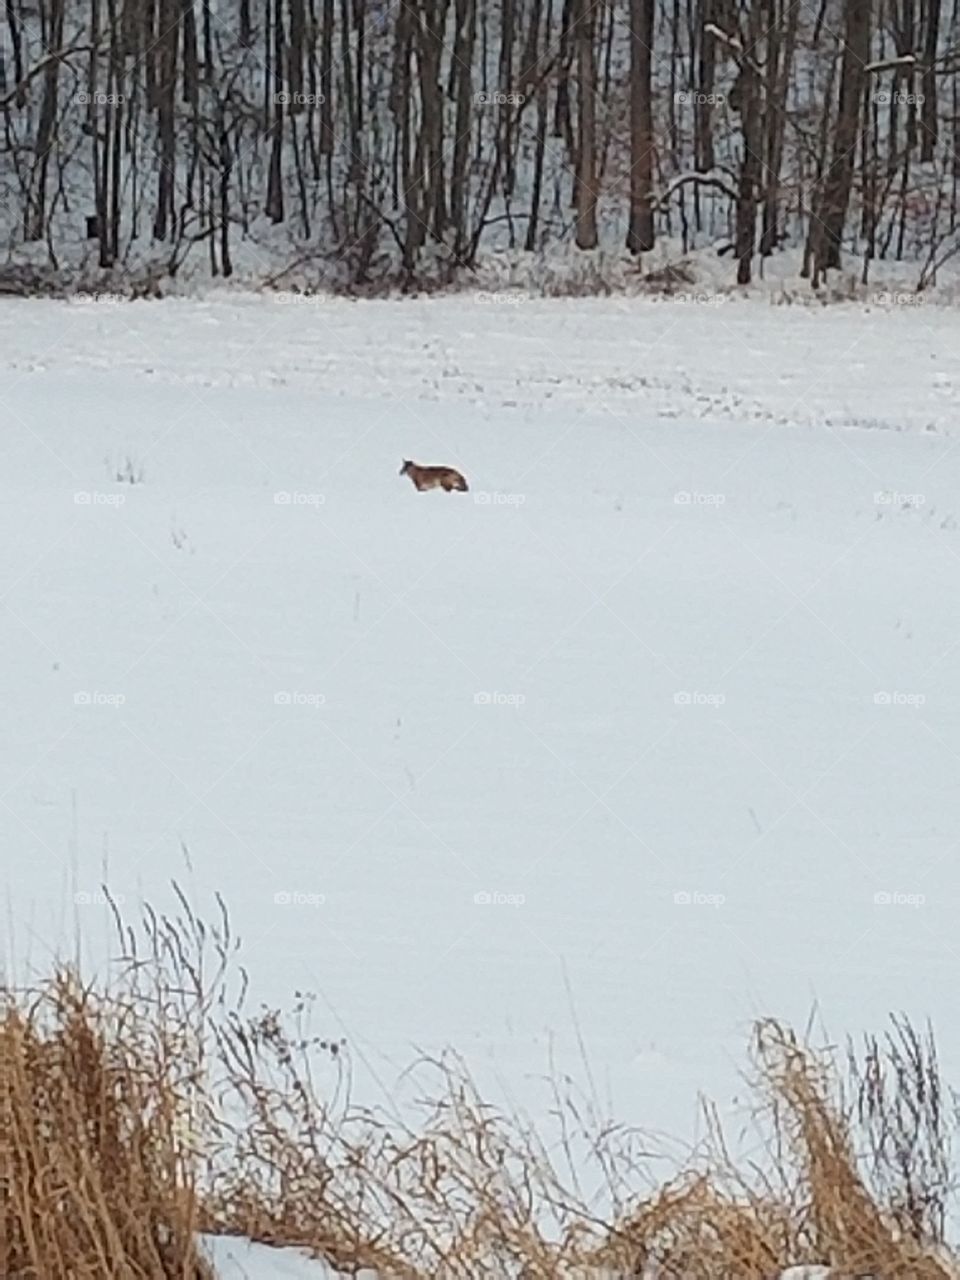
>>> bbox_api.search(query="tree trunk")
[760,0,798,255]
[695,0,715,171]
[813,0,872,274]
[450,0,476,259]
[574,0,598,248]
[626,0,655,252]
[734,0,763,284]
[920,0,940,160]
[152,0,178,240]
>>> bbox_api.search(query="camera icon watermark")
[274,91,325,106]
[274,691,326,708]
[873,890,924,907]
[272,292,330,305]
[674,890,725,907]
[873,691,925,708]
[75,889,125,906]
[674,691,725,708]
[674,90,724,105]
[474,90,525,106]
[649,292,726,307]
[874,489,925,506]
[274,490,325,507]
[474,691,526,707]
[273,890,325,906]
[674,490,725,506]
[872,90,924,105]
[474,490,526,506]
[74,490,125,506]
[474,291,528,305]
[474,890,525,906]
[76,91,125,106]
[74,691,125,707]
[874,291,924,307]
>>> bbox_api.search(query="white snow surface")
[4,292,960,1160]
[200,1235,365,1279]
[199,1235,833,1279]
[200,1233,832,1280]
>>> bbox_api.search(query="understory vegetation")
[3,893,959,1278]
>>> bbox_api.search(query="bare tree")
[627,0,655,252]
[810,0,873,281]
[574,0,598,248]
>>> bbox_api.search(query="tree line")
[1,0,959,288]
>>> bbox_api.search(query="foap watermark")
[71,291,128,305]
[873,90,924,105]
[75,890,125,906]
[274,691,326,708]
[874,489,925,507]
[76,91,125,106]
[874,290,924,307]
[74,490,125,506]
[674,490,725,506]
[474,90,525,106]
[274,890,325,907]
[649,291,727,307]
[474,691,525,707]
[274,490,325,507]
[274,91,325,106]
[674,890,725,908]
[874,890,925,908]
[674,691,726,708]
[271,291,330,305]
[474,290,528,305]
[674,90,725,105]
[474,490,526,506]
[874,691,925,708]
[75,691,125,708]
[474,890,525,906]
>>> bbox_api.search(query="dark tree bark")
[812,0,872,277]
[152,0,179,240]
[265,0,285,222]
[760,0,798,255]
[27,0,64,241]
[627,0,655,252]
[726,0,764,284]
[450,0,476,259]
[920,0,940,159]
[5,0,25,106]
[524,0,550,251]
[182,0,198,104]
[695,0,715,171]
[553,0,575,158]
[574,0,598,247]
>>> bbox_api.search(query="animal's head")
[399,460,413,476]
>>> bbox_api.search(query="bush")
[3,895,958,1278]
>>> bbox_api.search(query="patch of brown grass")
[2,971,209,1278]
[3,896,958,1279]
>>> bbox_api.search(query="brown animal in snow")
[399,460,469,492]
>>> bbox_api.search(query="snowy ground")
[199,1236,368,1280]
[4,292,960,1171]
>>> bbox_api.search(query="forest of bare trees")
[2,0,960,289]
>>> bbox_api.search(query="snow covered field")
[200,1235,379,1279]
[4,291,960,1159]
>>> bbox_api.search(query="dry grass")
[3,895,959,1279]
[3,971,210,1278]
